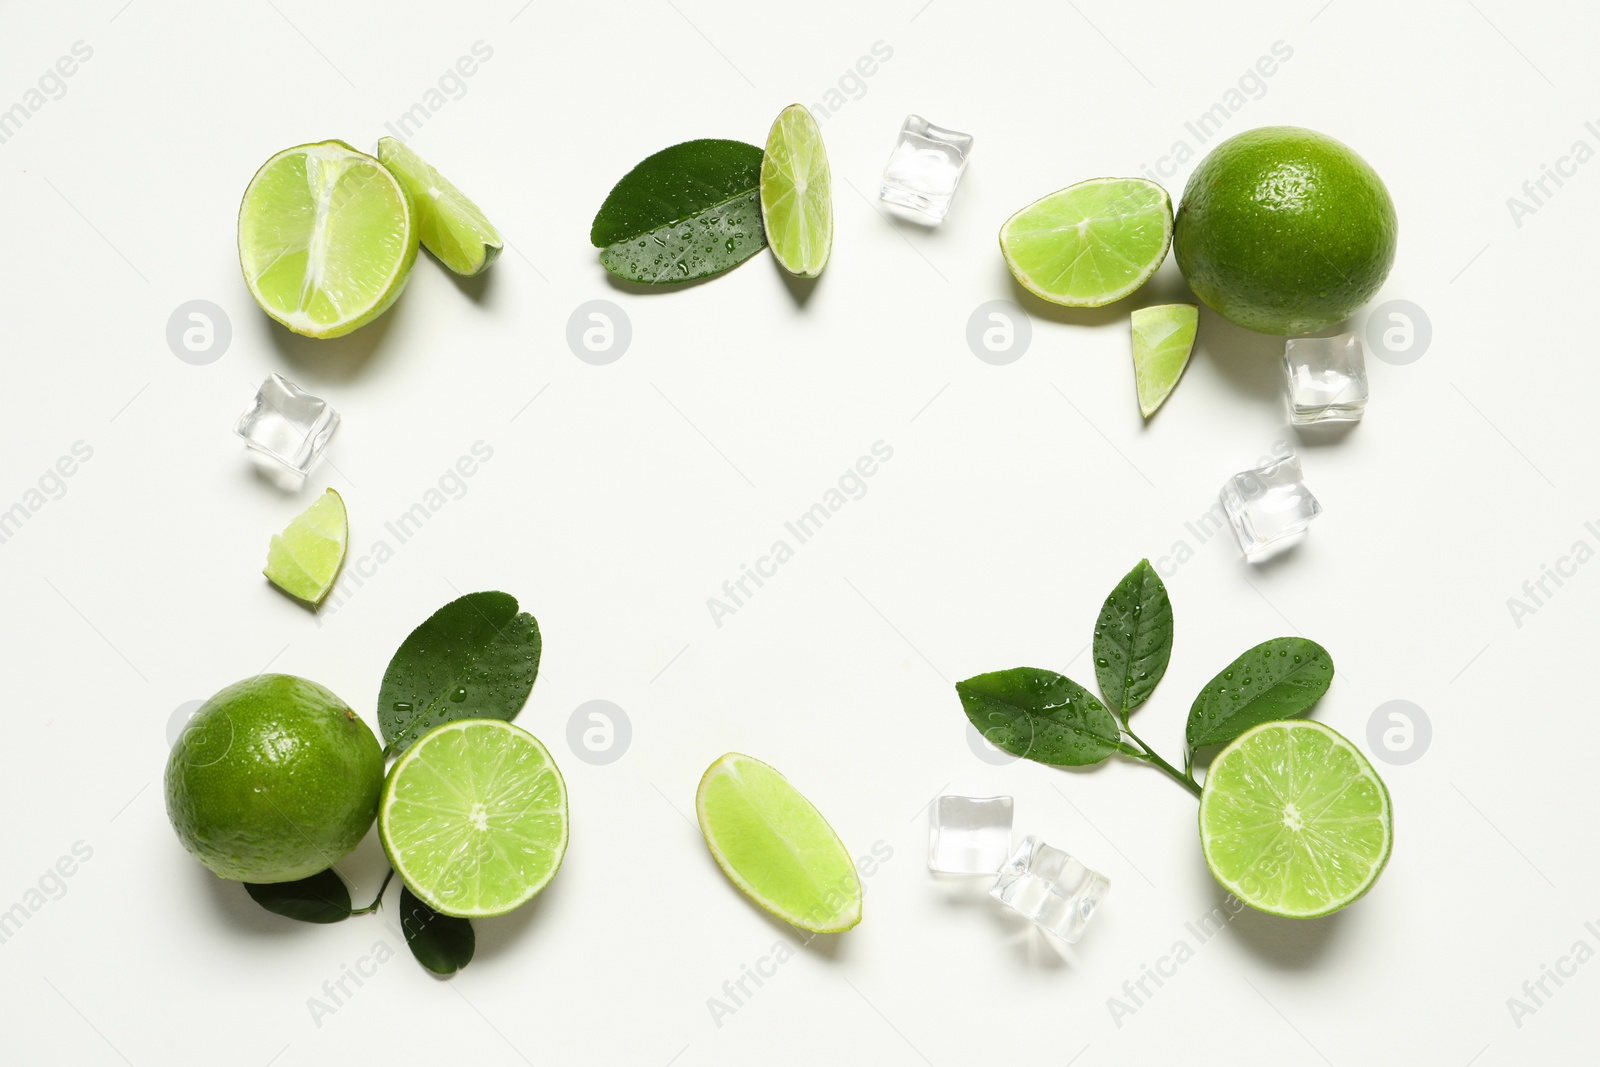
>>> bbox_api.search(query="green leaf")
[378,591,541,757]
[590,139,767,284]
[244,869,351,924]
[1093,559,1174,714]
[956,668,1124,766]
[399,885,475,975]
[1185,638,1334,752]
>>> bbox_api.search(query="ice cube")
[928,795,1013,874]
[1284,333,1369,425]
[988,835,1109,944]
[879,115,973,222]
[1219,451,1322,561]
[233,373,339,490]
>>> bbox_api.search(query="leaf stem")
[1122,725,1202,799]
[350,868,395,915]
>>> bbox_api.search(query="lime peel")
[264,488,348,606]
[999,177,1173,308]
[377,137,502,276]
[1130,303,1199,417]
[759,104,833,278]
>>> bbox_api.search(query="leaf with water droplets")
[378,591,541,756]
[1093,559,1173,715]
[956,668,1125,766]
[591,139,767,284]
[1185,638,1333,753]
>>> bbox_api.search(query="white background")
[1,1,1593,1064]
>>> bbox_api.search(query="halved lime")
[759,105,832,278]
[377,137,503,276]
[1130,303,1199,417]
[379,720,568,918]
[696,753,860,932]
[1000,177,1173,307]
[1199,720,1392,918]
[238,139,419,339]
[264,488,348,605]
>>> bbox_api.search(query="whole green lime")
[165,674,383,882]
[1173,127,1397,335]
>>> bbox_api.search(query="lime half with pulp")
[238,139,419,338]
[379,719,568,918]
[377,137,503,276]
[759,104,832,278]
[1130,303,1199,418]
[696,752,861,932]
[264,488,347,605]
[1000,177,1172,307]
[1199,719,1392,918]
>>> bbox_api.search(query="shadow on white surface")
[265,292,405,384]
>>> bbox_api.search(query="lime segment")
[759,105,833,278]
[696,753,861,932]
[238,140,418,338]
[377,137,502,276]
[1199,720,1392,918]
[264,488,348,605]
[1130,303,1199,417]
[1000,177,1173,307]
[380,720,568,918]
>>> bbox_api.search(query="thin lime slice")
[238,140,419,338]
[759,105,832,278]
[696,752,861,932]
[999,177,1173,307]
[1199,720,1392,918]
[263,488,348,605]
[377,137,503,276]
[1131,303,1199,417]
[380,720,568,918]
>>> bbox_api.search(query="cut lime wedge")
[999,177,1173,307]
[759,105,832,278]
[1199,720,1392,918]
[263,488,348,605]
[377,137,503,276]
[1131,303,1199,417]
[380,720,568,918]
[696,753,860,932]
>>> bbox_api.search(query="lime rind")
[379,719,569,918]
[1130,303,1199,417]
[759,104,833,278]
[1199,720,1392,918]
[376,137,502,276]
[696,753,861,933]
[264,488,348,605]
[999,177,1173,307]
[238,140,419,339]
